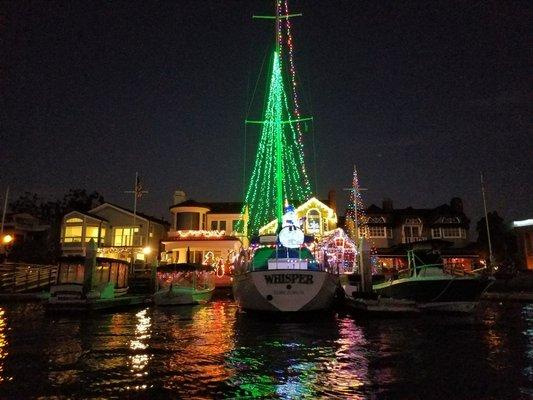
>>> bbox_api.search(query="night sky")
[1,1,530,225]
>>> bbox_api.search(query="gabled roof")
[64,210,108,222]
[89,203,169,227]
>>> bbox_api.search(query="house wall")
[206,213,241,233]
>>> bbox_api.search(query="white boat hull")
[233,269,339,312]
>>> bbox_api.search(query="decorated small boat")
[153,263,214,306]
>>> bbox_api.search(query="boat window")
[58,262,84,284]
[219,221,226,231]
[117,265,128,288]
[94,263,110,286]
[211,220,218,230]
[109,263,118,286]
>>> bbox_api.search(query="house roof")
[89,203,169,227]
[358,202,469,227]
[170,199,243,214]
[64,210,108,222]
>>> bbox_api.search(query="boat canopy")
[157,263,212,273]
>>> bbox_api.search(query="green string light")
[239,50,312,235]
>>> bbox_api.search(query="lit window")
[442,228,461,238]
[404,225,420,238]
[113,227,142,246]
[64,226,82,243]
[369,226,386,238]
[66,217,83,223]
[306,209,321,234]
[85,226,100,243]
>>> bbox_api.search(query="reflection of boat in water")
[154,263,214,306]
[348,250,493,313]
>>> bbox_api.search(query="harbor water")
[0,300,530,399]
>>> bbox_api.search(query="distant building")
[2,213,50,245]
[344,197,480,272]
[60,202,168,265]
[163,191,244,287]
[512,219,533,270]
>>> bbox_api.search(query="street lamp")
[2,234,13,245]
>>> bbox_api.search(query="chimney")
[450,197,463,213]
[328,189,337,213]
[173,190,187,205]
[382,198,393,211]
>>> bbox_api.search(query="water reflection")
[225,312,371,399]
[0,308,8,383]
[0,302,529,399]
[127,308,151,389]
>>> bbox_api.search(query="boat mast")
[480,172,494,271]
[274,2,284,226]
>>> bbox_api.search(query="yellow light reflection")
[129,308,151,380]
[0,308,8,383]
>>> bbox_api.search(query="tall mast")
[244,2,309,234]
[480,172,494,271]
[274,1,284,226]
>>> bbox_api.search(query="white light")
[142,247,152,255]
[513,219,533,228]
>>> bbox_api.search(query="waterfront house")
[60,202,168,265]
[162,191,244,286]
[512,219,533,270]
[345,197,480,273]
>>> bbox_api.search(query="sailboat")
[232,1,339,312]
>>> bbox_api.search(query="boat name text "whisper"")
[264,274,313,284]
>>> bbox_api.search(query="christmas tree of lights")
[239,1,312,235]
[346,166,367,240]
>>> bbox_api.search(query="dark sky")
[1,1,530,225]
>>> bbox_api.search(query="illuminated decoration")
[346,166,367,240]
[513,219,533,228]
[169,230,227,240]
[259,197,337,236]
[317,228,357,274]
[239,1,312,235]
[279,204,305,248]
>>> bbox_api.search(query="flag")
[135,176,143,199]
